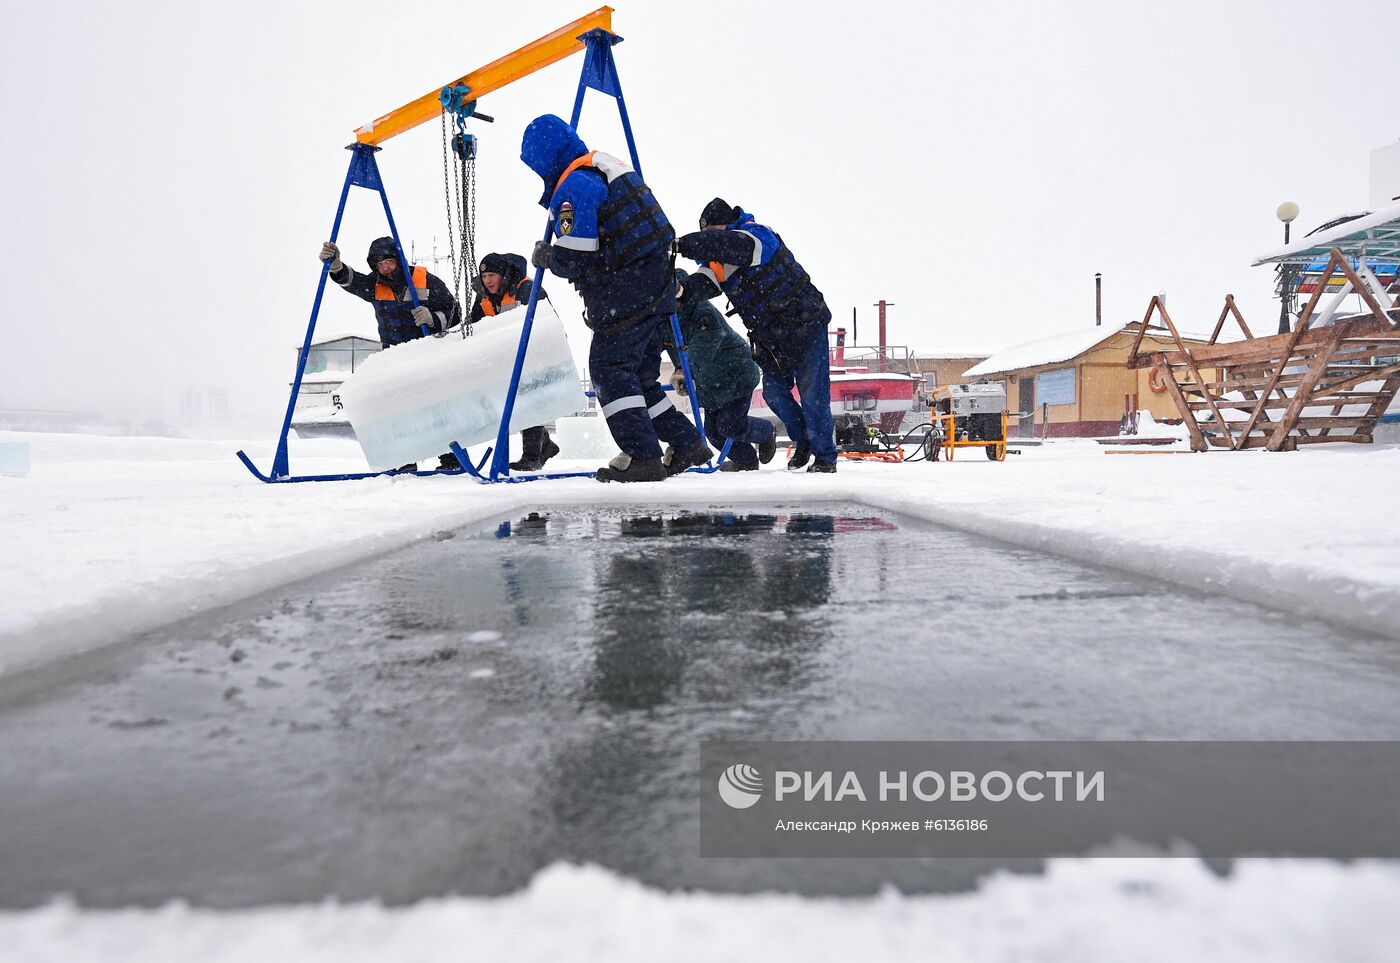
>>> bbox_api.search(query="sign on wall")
[1035,367,1076,406]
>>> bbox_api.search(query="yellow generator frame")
[930,385,1010,461]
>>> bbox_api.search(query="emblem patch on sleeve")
[558,201,575,236]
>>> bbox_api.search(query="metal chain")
[440,111,462,301]
[440,109,479,338]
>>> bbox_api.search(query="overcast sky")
[2,0,1396,428]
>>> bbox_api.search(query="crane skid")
[339,303,584,470]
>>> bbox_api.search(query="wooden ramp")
[1126,248,1400,452]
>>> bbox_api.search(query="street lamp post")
[1277,201,1299,334]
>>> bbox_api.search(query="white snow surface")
[5,429,1400,957]
[4,859,1399,963]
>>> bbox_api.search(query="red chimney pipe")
[874,300,893,371]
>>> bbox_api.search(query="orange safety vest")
[479,291,519,317]
[708,261,730,283]
[374,265,429,303]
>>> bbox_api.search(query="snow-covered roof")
[1252,203,1400,266]
[963,326,1127,377]
[909,346,997,359]
[964,324,1218,378]
[307,331,381,348]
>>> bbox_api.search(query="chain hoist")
[439,85,493,337]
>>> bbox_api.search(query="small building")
[909,348,995,394]
[961,323,1217,438]
[291,333,382,439]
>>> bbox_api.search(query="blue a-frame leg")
[235,142,458,483]
[237,27,728,484]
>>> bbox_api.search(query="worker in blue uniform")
[318,236,462,472]
[470,252,560,472]
[664,269,777,472]
[320,236,460,346]
[520,114,709,483]
[676,198,838,472]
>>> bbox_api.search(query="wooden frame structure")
[1126,248,1400,452]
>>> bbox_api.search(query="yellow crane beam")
[353,6,614,147]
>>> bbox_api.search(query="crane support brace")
[353,6,614,146]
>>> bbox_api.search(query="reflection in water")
[540,510,846,878]
[584,512,838,712]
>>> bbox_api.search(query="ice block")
[338,301,585,470]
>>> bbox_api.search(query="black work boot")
[758,433,778,464]
[437,451,461,471]
[536,432,561,470]
[719,460,759,472]
[806,460,837,474]
[595,453,667,483]
[511,426,546,472]
[786,446,811,470]
[664,440,714,476]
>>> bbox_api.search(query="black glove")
[675,232,704,260]
[471,276,485,297]
[531,240,552,271]
[319,241,343,273]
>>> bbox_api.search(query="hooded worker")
[469,251,560,472]
[663,269,776,472]
[317,236,463,471]
[676,199,838,472]
[320,236,461,348]
[520,114,709,483]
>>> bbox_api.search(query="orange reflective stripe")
[552,151,596,196]
[710,260,728,283]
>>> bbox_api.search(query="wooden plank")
[1266,330,1342,450]
[1125,300,1163,369]
[1129,316,1397,369]
[1154,357,1209,452]
[1294,433,1373,445]
[1358,371,1400,430]
[1289,416,1374,429]
[1207,294,1255,345]
[1154,300,1236,447]
[1315,361,1400,397]
[1237,251,1345,448]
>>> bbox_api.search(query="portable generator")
[929,382,1018,461]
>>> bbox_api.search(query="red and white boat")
[751,326,922,435]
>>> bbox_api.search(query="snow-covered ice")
[4,428,1400,679]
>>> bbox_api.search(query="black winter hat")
[699,197,738,229]
[479,253,512,277]
[367,236,400,266]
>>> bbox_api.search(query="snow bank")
[3,858,1397,962]
[4,430,1400,677]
